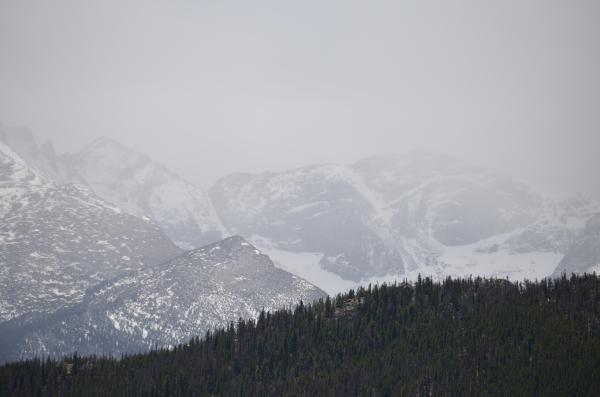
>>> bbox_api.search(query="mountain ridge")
[0,235,326,362]
[2,126,599,289]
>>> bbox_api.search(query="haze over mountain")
[212,152,600,293]
[2,127,597,296]
[2,1,599,198]
[70,137,227,249]
[1,123,599,362]
[1,3,599,389]
[0,131,326,361]
[0,126,227,250]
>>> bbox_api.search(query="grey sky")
[1,0,599,193]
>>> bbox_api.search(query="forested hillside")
[2,275,600,396]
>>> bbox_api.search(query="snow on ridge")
[73,138,228,249]
[0,140,48,186]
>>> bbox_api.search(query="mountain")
[0,184,181,323]
[3,275,600,396]
[0,125,83,185]
[0,128,227,250]
[211,152,599,291]
[0,132,325,362]
[69,138,227,249]
[0,236,326,362]
[351,153,539,247]
[0,138,47,217]
[210,164,406,284]
[0,140,181,323]
[349,153,599,279]
[553,213,600,276]
[9,125,593,290]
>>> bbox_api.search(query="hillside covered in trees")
[1,274,600,396]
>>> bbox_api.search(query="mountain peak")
[80,137,143,160]
[219,235,248,244]
[86,136,125,149]
[189,235,260,258]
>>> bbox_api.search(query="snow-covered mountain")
[0,236,326,361]
[0,131,324,361]
[349,153,599,280]
[0,127,227,250]
[0,139,48,218]
[69,138,227,249]
[211,152,599,291]
[210,165,406,283]
[12,124,593,287]
[1,123,597,361]
[0,141,181,323]
[0,125,83,185]
[0,184,182,323]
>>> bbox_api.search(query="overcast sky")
[1,0,599,194]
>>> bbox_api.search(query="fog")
[1,0,599,194]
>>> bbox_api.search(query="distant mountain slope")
[0,184,181,323]
[0,236,326,361]
[349,153,599,280]
[0,139,48,217]
[0,142,181,323]
[212,152,599,288]
[350,153,540,247]
[3,124,597,288]
[0,125,83,185]
[553,213,600,276]
[0,132,325,362]
[210,165,406,281]
[70,138,227,249]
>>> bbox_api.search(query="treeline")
[1,274,600,396]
